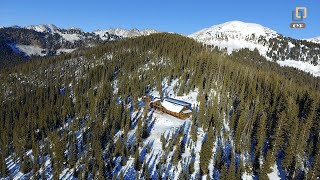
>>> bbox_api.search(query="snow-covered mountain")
[189,21,320,77]
[94,28,159,40]
[189,21,278,56]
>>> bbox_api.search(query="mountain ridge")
[1,21,320,76]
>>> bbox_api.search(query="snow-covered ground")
[277,60,320,77]
[146,112,191,177]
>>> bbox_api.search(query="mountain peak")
[190,21,277,39]
[25,24,59,33]
[188,20,279,59]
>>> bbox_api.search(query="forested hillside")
[0,33,319,179]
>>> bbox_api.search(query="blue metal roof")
[164,97,192,108]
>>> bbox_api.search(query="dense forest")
[0,33,319,179]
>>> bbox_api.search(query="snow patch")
[56,48,76,55]
[242,172,253,180]
[267,163,281,180]
[9,44,46,56]
[59,33,81,42]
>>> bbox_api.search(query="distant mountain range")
[0,24,159,57]
[1,21,320,76]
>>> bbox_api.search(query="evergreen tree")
[227,155,236,180]
[134,148,141,171]
[198,95,206,128]
[136,117,142,145]
[0,154,6,177]
[119,171,124,180]
[220,163,228,180]
[199,126,214,175]
[172,142,181,166]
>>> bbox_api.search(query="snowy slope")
[189,21,278,56]
[277,60,320,77]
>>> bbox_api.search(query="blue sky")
[1,0,319,38]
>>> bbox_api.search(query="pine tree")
[254,112,267,163]
[306,137,320,180]
[52,133,65,179]
[142,119,149,139]
[220,163,228,180]
[157,75,163,97]
[136,117,142,145]
[0,154,6,177]
[32,141,40,174]
[199,126,214,175]
[114,138,123,157]
[68,136,78,168]
[282,116,299,175]
[144,162,150,180]
[259,151,275,179]
[189,160,195,174]
[198,95,206,128]
[160,134,166,150]
[172,142,181,166]
[227,155,236,180]
[271,110,288,157]
[134,148,141,171]
[119,171,124,180]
